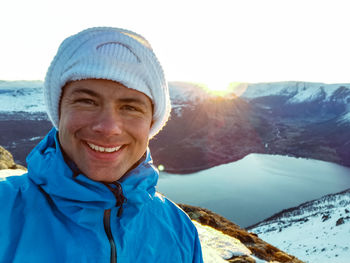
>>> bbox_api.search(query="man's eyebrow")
[117,97,149,106]
[70,88,99,97]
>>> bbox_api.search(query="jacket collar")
[26,128,158,212]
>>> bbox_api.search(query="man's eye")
[122,105,138,111]
[75,99,96,105]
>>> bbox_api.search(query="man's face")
[58,79,153,182]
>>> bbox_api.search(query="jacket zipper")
[104,209,117,263]
[103,182,127,263]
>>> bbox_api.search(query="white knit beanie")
[44,27,171,138]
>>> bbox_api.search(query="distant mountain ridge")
[241,81,350,102]
[0,80,349,171]
[151,81,350,172]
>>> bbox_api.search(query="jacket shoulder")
[149,192,197,231]
[146,192,203,262]
[0,173,31,194]
[0,174,38,212]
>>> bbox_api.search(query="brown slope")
[179,204,305,263]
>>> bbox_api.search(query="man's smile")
[86,141,123,153]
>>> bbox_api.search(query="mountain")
[150,81,350,173]
[0,80,45,114]
[0,80,349,173]
[248,188,350,263]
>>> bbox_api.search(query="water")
[157,154,350,227]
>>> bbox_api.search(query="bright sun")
[205,78,230,92]
[202,78,249,97]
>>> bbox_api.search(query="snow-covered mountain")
[248,188,350,263]
[0,79,349,171]
[0,80,45,114]
[240,81,350,104]
[239,81,350,126]
[0,79,349,114]
[169,82,210,103]
[152,81,350,172]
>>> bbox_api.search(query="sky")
[1,0,350,88]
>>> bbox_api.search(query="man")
[0,27,203,262]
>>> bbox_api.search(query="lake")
[157,154,350,227]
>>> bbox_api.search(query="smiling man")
[58,79,153,182]
[0,27,203,262]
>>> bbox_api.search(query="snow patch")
[239,81,350,104]
[169,82,210,103]
[0,169,26,180]
[250,189,350,263]
[193,221,270,263]
[194,221,251,260]
[337,111,350,124]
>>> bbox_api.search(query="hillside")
[248,188,350,263]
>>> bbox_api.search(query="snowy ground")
[0,169,26,178]
[194,221,269,263]
[251,189,350,263]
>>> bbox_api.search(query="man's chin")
[83,168,124,183]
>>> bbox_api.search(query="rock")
[0,146,27,171]
[321,214,330,222]
[274,251,293,262]
[179,204,305,263]
[228,255,256,263]
[336,217,344,226]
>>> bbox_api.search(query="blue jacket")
[0,128,203,263]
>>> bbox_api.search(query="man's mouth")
[87,142,122,153]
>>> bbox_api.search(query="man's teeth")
[87,142,122,153]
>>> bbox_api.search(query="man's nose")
[91,107,123,136]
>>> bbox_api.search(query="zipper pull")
[110,182,127,217]
[117,204,124,217]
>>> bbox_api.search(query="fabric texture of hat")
[44,27,171,138]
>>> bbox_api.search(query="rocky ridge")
[179,204,304,263]
[0,146,26,170]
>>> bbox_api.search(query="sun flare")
[204,79,230,92]
[201,78,248,97]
